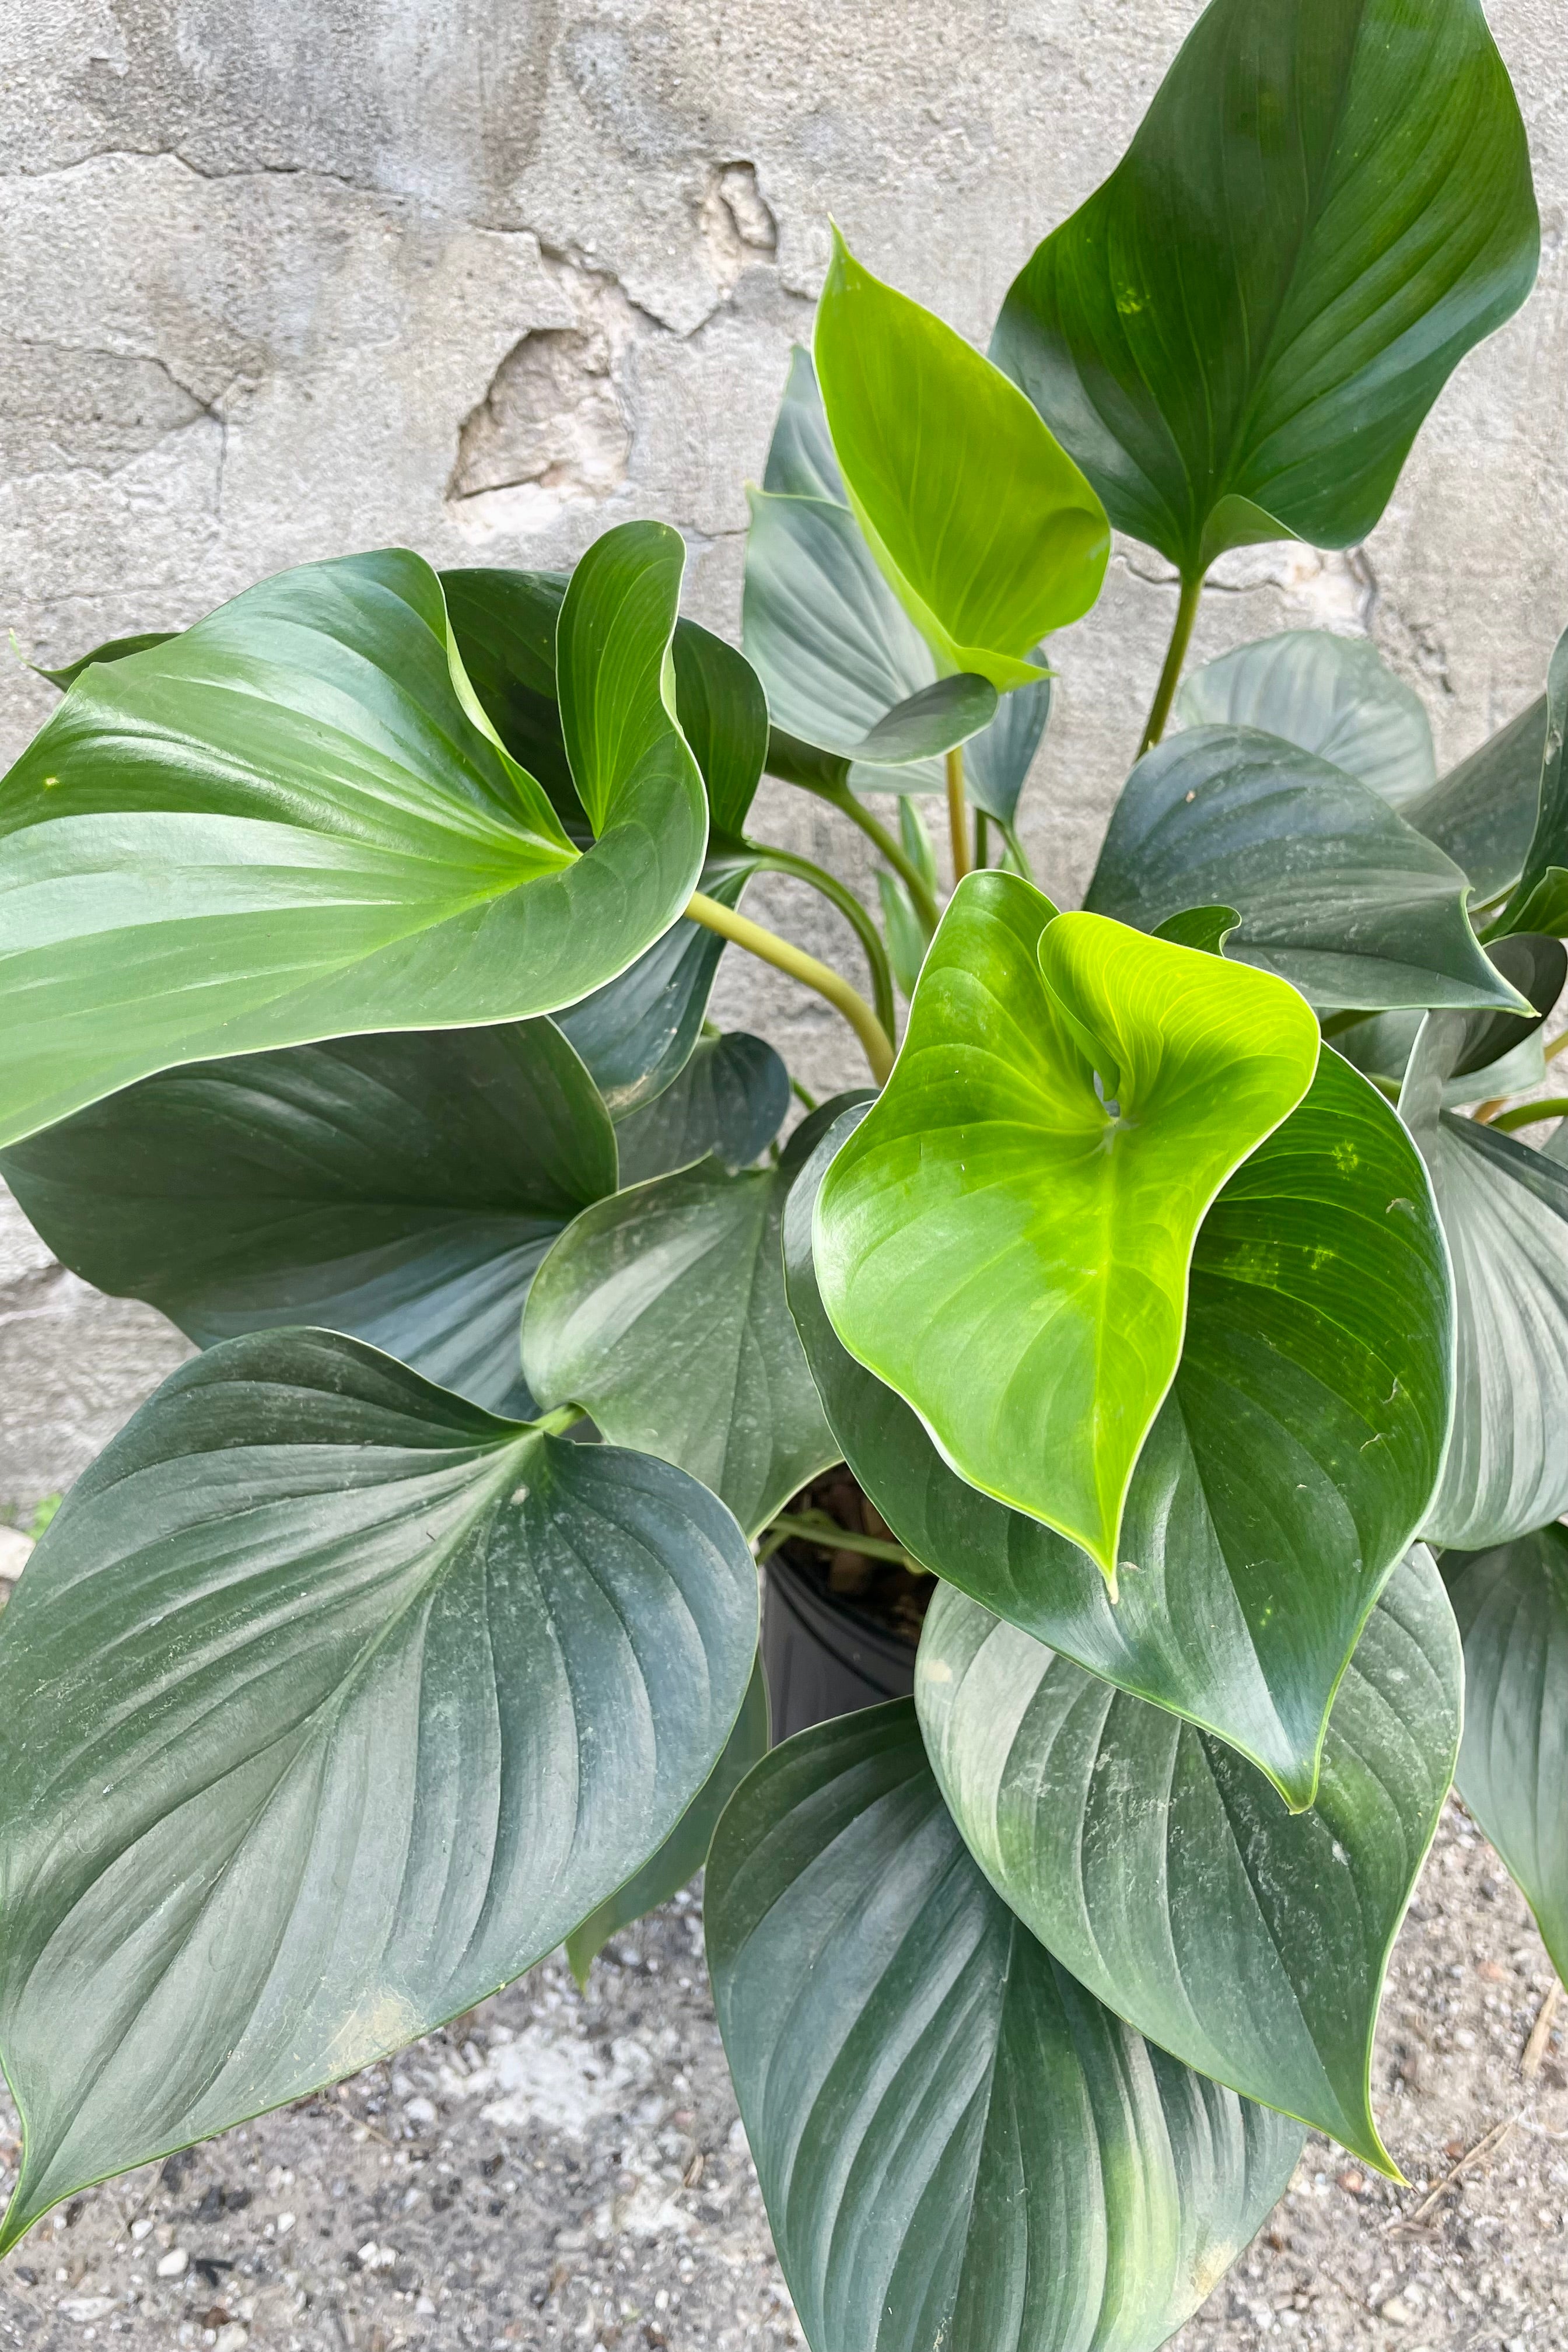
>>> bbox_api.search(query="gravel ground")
[0,1797,1563,2352]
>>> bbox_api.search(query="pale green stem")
[1139,573,1203,755]
[685,891,895,1086]
[748,846,897,1041]
[946,746,972,882]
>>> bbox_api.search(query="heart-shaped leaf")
[815,231,1108,692]
[0,525,710,1147]
[1399,1014,1568,1546]
[917,1546,1461,2171]
[1489,628,1568,939]
[813,873,1320,1579]
[787,1049,1450,1808]
[614,1031,790,1185]
[1086,727,1527,1012]
[991,0,1538,579]
[706,1700,1303,2352]
[566,1656,769,1987]
[0,1330,758,2248]
[0,1020,616,1416]
[1173,632,1435,808]
[554,852,755,1118]
[524,1115,839,1537]
[1443,1530,1568,1983]
[1402,694,1548,902]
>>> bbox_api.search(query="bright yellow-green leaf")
[813,874,1320,1578]
[812,231,1109,694]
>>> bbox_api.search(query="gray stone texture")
[1,0,1566,1503]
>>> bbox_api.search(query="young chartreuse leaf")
[991,0,1538,580]
[1443,1530,1568,1983]
[813,874,1320,1580]
[706,1701,1303,2352]
[786,1053,1450,1811]
[0,524,709,1149]
[523,1110,841,1539]
[1173,631,1436,810]
[1488,627,1568,940]
[813,230,1109,693]
[918,1546,1462,2172]
[0,1330,758,2250]
[0,1019,618,1417]
[1399,1012,1568,1547]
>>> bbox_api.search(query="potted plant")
[1,1,1563,2344]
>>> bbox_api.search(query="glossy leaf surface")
[440,567,579,822]
[1400,1015,1568,1546]
[0,1331,758,2248]
[0,528,709,1147]
[1490,629,1568,938]
[32,630,179,692]
[554,853,753,1118]
[992,0,1538,576]
[918,1547,1461,2170]
[1336,934,1564,1107]
[524,1118,838,1537]
[1402,695,1548,901]
[1087,727,1525,1012]
[614,1031,790,1185]
[566,1657,769,1987]
[1443,1531,1568,1982]
[0,1021,617,1416]
[786,1054,1450,1807]
[706,1701,1301,2352]
[1173,632,1434,808]
[814,874,1320,1578]
[815,232,1108,691]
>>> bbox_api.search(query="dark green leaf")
[816,231,1108,691]
[669,620,770,844]
[524,1117,838,1537]
[992,0,1538,577]
[0,1022,616,1416]
[1402,695,1548,902]
[614,1031,790,1185]
[1086,727,1527,1012]
[814,873,1320,1580]
[706,1700,1302,2352]
[918,1546,1461,2171]
[1173,632,1434,808]
[964,664,1052,825]
[0,527,709,1149]
[566,1656,769,1987]
[1490,629,1568,939]
[29,631,179,692]
[1443,1530,1568,1982]
[786,1040,1451,1808]
[1336,933,1564,1105]
[554,852,755,1118]
[439,566,579,824]
[0,1331,758,2248]
[1399,1015,1568,1545]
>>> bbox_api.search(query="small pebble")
[155,2247,188,2278]
[214,2327,249,2352]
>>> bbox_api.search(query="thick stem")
[765,1511,929,1573]
[685,890,895,1085]
[946,746,972,882]
[825,789,942,933]
[974,809,991,870]
[1139,573,1204,757]
[749,846,897,1042]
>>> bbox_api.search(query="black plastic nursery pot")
[758,1476,933,1741]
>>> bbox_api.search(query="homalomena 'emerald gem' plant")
[0,1,1557,2341]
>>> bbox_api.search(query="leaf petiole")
[685,891,895,1086]
[1139,573,1203,755]
[747,847,898,1040]
[946,745,972,881]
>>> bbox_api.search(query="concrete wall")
[3,0,1567,1510]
